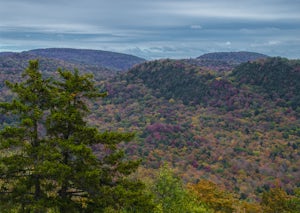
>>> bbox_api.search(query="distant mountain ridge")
[0,52,118,89]
[24,48,146,71]
[1,49,268,71]
[197,51,269,64]
[181,51,269,72]
[0,48,147,84]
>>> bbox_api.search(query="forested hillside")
[197,51,269,64]
[0,52,114,81]
[0,48,146,84]
[1,51,300,211]
[97,57,300,201]
[231,57,300,108]
[26,48,146,71]
[182,51,269,72]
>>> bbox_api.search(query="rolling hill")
[0,48,146,93]
[95,56,300,200]
[25,48,146,71]
[182,51,269,72]
[0,50,299,201]
[197,51,269,64]
[0,52,115,80]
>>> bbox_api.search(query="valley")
[1,48,299,210]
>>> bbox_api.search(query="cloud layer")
[1,0,300,59]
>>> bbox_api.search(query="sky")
[0,0,300,59]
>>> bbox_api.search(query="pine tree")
[0,60,53,212]
[0,61,153,212]
[44,68,108,212]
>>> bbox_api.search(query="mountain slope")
[181,51,269,72]
[231,57,300,108]
[125,59,255,108]
[26,48,146,71]
[1,53,299,201]
[127,59,214,104]
[96,57,300,200]
[0,52,115,103]
[197,51,269,64]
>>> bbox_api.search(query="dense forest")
[0,49,300,212]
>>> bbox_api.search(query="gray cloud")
[0,0,299,59]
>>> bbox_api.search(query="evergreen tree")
[0,61,153,212]
[0,60,53,212]
[45,68,108,212]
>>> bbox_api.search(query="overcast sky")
[1,0,300,59]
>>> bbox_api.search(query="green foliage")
[197,51,268,64]
[231,57,300,107]
[261,186,300,213]
[1,55,300,206]
[0,60,153,212]
[151,164,212,213]
[0,60,54,212]
[289,188,300,212]
[128,60,214,105]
